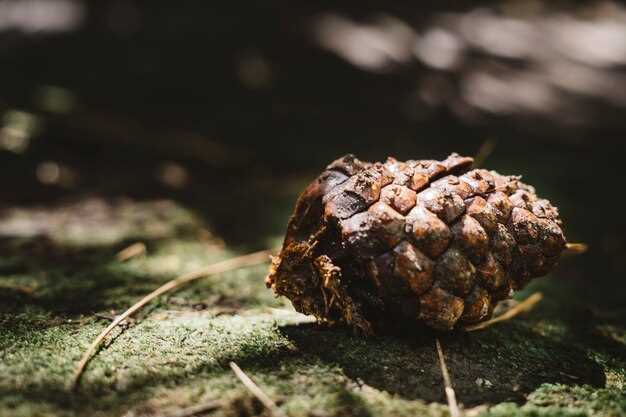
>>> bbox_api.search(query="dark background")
[0,0,624,314]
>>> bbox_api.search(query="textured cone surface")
[266,154,566,333]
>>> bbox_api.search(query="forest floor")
[2,1,626,413]
[0,189,624,417]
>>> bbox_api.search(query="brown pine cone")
[266,154,566,333]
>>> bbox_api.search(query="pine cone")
[266,154,566,333]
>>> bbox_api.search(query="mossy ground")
[0,189,624,417]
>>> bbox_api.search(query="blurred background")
[0,0,625,315]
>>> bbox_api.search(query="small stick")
[464,292,543,332]
[229,361,288,417]
[155,400,221,417]
[473,139,497,168]
[564,242,588,256]
[116,242,147,262]
[435,338,461,417]
[70,249,273,390]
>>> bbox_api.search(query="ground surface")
[1,1,625,414]
[0,188,624,417]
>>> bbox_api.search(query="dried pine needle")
[436,338,462,417]
[473,138,497,168]
[230,361,288,417]
[564,242,588,256]
[116,242,147,261]
[464,292,543,332]
[70,249,273,390]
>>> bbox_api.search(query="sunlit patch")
[0,0,84,34]
[36,161,60,184]
[309,4,626,126]
[459,10,536,60]
[415,28,463,70]
[0,198,202,246]
[156,161,190,189]
[312,13,415,73]
[462,72,557,115]
[0,110,40,153]
[36,161,79,187]
[549,17,626,68]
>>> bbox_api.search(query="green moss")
[481,384,626,417]
[483,403,587,417]
[0,198,624,417]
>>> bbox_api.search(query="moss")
[0,198,624,417]
[481,384,626,417]
[482,403,587,417]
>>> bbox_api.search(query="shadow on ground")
[0,234,175,315]
[281,322,606,407]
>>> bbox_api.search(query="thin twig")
[229,361,288,417]
[435,338,461,417]
[94,312,134,329]
[564,242,588,256]
[464,292,543,332]
[155,400,221,417]
[70,249,273,390]
[473,139,497,168]
[116,242,147,262]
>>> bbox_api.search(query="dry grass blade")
[229,361,288,417]
[436,338,461,417]
[116,242,147,261]
[473,139,497,168]
[464,292,543,332]
[70,249,273,391]
[564,242,588,256]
